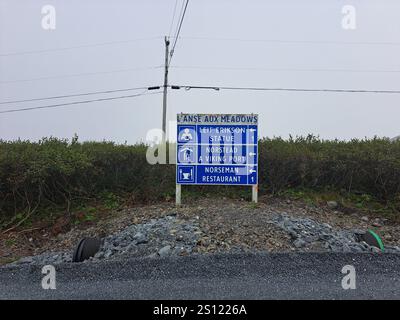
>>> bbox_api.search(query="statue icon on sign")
[180,128,193,141]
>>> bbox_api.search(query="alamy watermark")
[41,5,56,30]
[39,4,355,32]
[41,265,56,290]
[341,265,356,290]
[342,5,356,30]
[145,121,251,166]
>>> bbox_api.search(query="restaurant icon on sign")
[177,165,195,183]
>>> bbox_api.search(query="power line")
[178,36,400,46]
[0,86,155,105]
[168,0,179,37]
[169,0,189,65]
[0,36,163,57]
[0,66,163,85]
[169,0,186,59]
[4,35,397,58]
[0,90,162,114]
[170,65,400,74]
[171,84,400,94]
[171,0,186,40]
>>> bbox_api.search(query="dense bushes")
[0,138,174,226]
[0,136,399,225]
[259,135,400,200]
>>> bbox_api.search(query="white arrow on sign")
[249,152,256,156]
[249,128,256,132]
[249,168,256,173]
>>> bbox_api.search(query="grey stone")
[133,232,148,244]
[327,201,338,209]
[158,245,171,257]
[319,233,331,241]
[104,249,113,258]
[18,257,34,264]
[94,251,104,259]
[173,247,185,255]
[342,244,352,253]
[294,239,306,248]
[184,247,193,254]
[385,246,400,253]
[321,223,332,230]
[331,245,343,252]
[304,236,318,243]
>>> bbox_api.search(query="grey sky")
[0,0,399,143]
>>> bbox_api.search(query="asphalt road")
[0,253,399,299]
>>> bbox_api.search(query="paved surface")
[0,253,399,299]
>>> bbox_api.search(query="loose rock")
[327,201,338,209]
[158,245,171,257]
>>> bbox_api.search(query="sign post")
[176,184,181,206]
[176,113,259,205]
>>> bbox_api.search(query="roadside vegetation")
[0,135,399,232]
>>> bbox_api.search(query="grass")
[247,202,260,209]
[4,238,16,247]
[278,188,400,221]
[3,187,399,234]
[0,257,19,265]
[101,192,121,210]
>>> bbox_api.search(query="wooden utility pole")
[162,36,170,144]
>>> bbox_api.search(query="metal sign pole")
[176,184,181,206]
[252,185,258,203]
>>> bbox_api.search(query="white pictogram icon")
[179,147,193,162]
[182,169,192,180]
[179,167,194,182]
[180,128,193,141]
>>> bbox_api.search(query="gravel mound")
[8,215,202,266]
[5,205,400,267]
[96,215,201,260]
[271,214,400,253]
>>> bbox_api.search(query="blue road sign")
[176,114,258,185]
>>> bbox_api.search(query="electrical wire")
[170,65,400,73]
[172,84,400,94]
[0,86,156,105]
[171,0,186,40]
[2,83,400,115]
[178,36,400,46]
[0,90,162,114]
[168,0,179,38]
[169,0,189,65]
[0,66,163,85]
[0,37,163,57]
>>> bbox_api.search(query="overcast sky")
[0,0,399,143]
